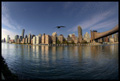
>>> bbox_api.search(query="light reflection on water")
[2,43,118,80]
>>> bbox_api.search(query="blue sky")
[2,2,118,39]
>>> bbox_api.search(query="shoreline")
[1,56,18,80]
[2,42,119,46]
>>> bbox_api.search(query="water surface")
[2,43,118,80]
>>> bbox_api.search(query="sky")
[2,2,118,40]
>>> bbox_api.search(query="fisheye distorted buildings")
[2,25,119,44]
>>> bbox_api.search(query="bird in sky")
[56,26,66,29]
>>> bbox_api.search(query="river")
[2,43,118,80]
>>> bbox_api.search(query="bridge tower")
[90,30,97,42]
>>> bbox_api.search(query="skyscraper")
[28,33,31,44]
[45,35,51,44]
[20,36,22,41]
[113,33,117,42]
[71,33,76,41]
[7,35,9,43]
[15,35,19,43]
[42,33,45,44]
[32,34,35,39]
[36,34,41,44]
[25,35,28,38]
[83,32,90,42]
[78,26,82,43]
[52,32,57,44]
[33,36,36,44]
[58,34,64,43]
[25,38,28,44]
[3,38,6,42]
[22,29,25,38]
[67,35,72,43]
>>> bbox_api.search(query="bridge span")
[91,25,119,42]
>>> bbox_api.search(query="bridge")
[90,25,119,42]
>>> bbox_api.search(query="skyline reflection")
[2,43,118,80]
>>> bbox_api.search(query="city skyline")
[2,2,118,40]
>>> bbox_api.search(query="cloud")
[2,2,22,39]
[2,28,20,40]
[90,19,117,30]
[68,7,118,32]
[2,14,17,29]
[2,3,22,30]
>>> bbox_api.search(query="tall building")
[58,34,64,43]
[45,35,51,44]
[67,35,72,43]
[78,26,82,43]
[105,36,109,42]
[20,36,22,41]
[109,35,113,42]
[25,35,28,38]
[72,33,76,41]
[36,34,42,44]
[52,32,57,37]
[74,37,78,44]
[3,38,6,42]
[7,35,10,43]
[17,39,20,43]
[32,34,35,39]
[52,32,57,44]
[38,34,42,37]
[15,35,19,43]
[28,33,31,44]
[25,38,28,44]
[39,34,42,43]
[116,33,118,42]
[33,36,36,44]
[98,38,103,42]
[22,29,25,38]
[22,38,25,44]
[41,33,51,44]
[31,39,33,44]
[83,32,90,42]
[42,33,45,44]
[69,34,72,38]
[113,33,118,42]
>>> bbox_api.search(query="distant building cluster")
[2,26,119,44]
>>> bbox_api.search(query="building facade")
[22,29,25,38]
[28,34,31,44]
[36,35,41,44]
[45,35,51,44]
[17,39,20,43]
[22,38,25,44]
[7,35,10,43]
[52,32,57,44]
[78,26,82,43]
[83,32,90,42]
[58,34,64,43]
[42,33,45,44]
[25,38,28,44]
[15,35,19,43]
[67,35,72,43]
[33,36,36,44]
[113,33,118,42]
